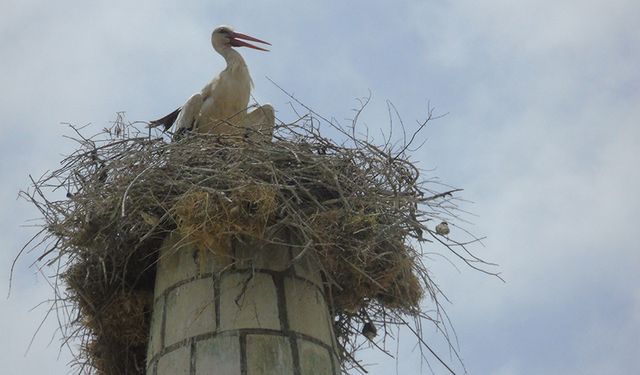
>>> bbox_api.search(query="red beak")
[229,31,271,51]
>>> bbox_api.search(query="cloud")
[2,1,639,374]
[0,280,75,374]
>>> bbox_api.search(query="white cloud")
[1,280,75,375]
[2,0,639,374]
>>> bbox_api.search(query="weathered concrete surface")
[285,277,334,347]
[153,233,199,298]
[219,272,280,331]
[195,334,241,375]
[156,345,190,375]
[164,277,216,346]
[146,295,164,360]
[246,334,294,375]
[147,233,340,375]
[298,339,334,375]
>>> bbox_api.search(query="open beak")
[230,31,271,51]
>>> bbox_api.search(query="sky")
[1,0,639,374]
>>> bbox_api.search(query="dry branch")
[17,106,498,375]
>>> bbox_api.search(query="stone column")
[146,230,340,375]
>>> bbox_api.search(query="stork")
[150,26,274,141]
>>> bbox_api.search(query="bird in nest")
[435,221,450,236]
[149,25,274,142]
[362,321,377,340]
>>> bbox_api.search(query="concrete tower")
[146,229,341,374]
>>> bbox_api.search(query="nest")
[19,107,496,374]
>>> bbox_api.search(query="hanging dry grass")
[17,101,499,374]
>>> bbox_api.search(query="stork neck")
[220,48,247,72]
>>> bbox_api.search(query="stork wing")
[149,90,205,136]
[148,107,182,131]
[175,93,203,133]
[243,104,275,143]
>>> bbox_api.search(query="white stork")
[150,26,274,141]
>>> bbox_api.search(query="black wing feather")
[148,107,182,131]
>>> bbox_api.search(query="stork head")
[211,25,271,53]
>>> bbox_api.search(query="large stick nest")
[19,107,497,374]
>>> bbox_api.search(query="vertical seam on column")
[274,272,302,375]
[239,332,248,375]
[273,272,289,330]
[189,338,196,375]
[160,293,167,350]
[214,274,221,329]
[289,335,301,375]
[321,287,339,372]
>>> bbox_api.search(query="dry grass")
[17,104,499,374]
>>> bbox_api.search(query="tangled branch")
[17,102,499,374]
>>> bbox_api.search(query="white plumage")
[150,25,274,141]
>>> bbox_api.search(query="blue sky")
[1,1,639,374]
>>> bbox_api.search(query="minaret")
[146,229,341,374]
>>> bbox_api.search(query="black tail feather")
[148,107,182,131]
